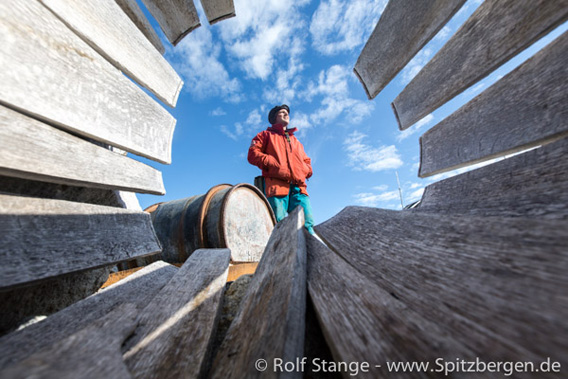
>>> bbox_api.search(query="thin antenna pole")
[395,171,404,209]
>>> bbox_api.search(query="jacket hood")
[267,123,297,135]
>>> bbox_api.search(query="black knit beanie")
[268,104,290,124]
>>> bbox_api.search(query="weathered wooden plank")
[0,261,178,369]
[392,0,568,130]
[199,0,236,25]
[307,235,476,377]
[418,138,568,219]
[0,194,161,290]
[0,0,176,164]
[354,0,465,100]
[141,0,200,46]
[0,303,137,379]
[41,0,182,107]
[419,32,568,177]
[316,207,568,369]
[115,0,166,55]
[209,206,307,378]
[123,249,230,379]
[0,106,165,195]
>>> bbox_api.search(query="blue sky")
[135,0,567,225]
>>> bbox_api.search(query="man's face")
[275,109,289,126]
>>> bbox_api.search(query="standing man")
[248,104,315,234]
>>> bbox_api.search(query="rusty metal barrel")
[145,183,276,264]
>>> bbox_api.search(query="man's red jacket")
[248,123,312,197]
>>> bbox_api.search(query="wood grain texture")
[141,0,200,45]
[315,207,568,369]
[209,206,307,378]
[307,235,475,378]
[419,32,568,177]
[354,0,465,99]
[0,303,137,379]
[115,0,166,54]
[392,0,568,130]
[40,0,182,107]
[123,249,230,379]
[199,0,236,25]
[0,262,178,369]
[0,194,161,289]
[0,106,165,195]
[418,138,568,219]
[0,0,176,164]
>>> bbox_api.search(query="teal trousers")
[266,184,315,234]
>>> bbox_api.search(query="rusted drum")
[145,183,276,264]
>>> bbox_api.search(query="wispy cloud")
[353,190,400,207]
[310,0,387,55]
[344,131,403,172]
[210,107,226,116]
[400,48,434,85]
[396,113,434,142]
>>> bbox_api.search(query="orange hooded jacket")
[248,123,312,197]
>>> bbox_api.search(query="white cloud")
[310,0,387,55]
[400,48,433,85]
[344,131,403,172]
[353,190,400,207]
[396,114,434,142]
[211,107,226,116]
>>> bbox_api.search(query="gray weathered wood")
[123,249,230,379]
[0,106,165,195]
[40,0,182,107]
[392,0,568,130]
[0,194,161,289]
[115,0,166,54]
[199,0,236,25]
[0,261,178,369]
[0,0,176,164]
[418,138,568,219]
[141,0,200,46]
[419,31,568,177]
[0,303,137,379]
[209,206,307,378]
[354,0,465,100]
[316,207,568,369]
[307,235,476,377]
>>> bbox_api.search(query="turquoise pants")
[267,184,315,234]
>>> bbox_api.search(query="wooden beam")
[209,206,307,378]
[418,138,568,219]
[419,32,568,177]
[316,207,568,368]
[115,0,166,55]
[124,249,230,378]
[354,0,465,99]
[0,261,178,369]
[392,0,568,130]
[0,106,165,195]
[0,0,176,164]
[0,304,137,379]
[40,0,182,107]
[199,0,236,25]
[141,0,200,46]
[0,194,161,290]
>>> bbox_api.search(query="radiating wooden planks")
[418,138,568,219]
[0,0,176,164]
[199,0,236,25]
[316,207,568,369]
[41,0,182,107]
[0,261,178,369]
[354,0,465,100]
[115,0,166,55]
[392,0,568,130]
[0,106,165,195]
[419,32,568,177]
[0,304,137,379]
[0,194,161,290]
[141,0,200,46]
[306,235,475,377]
[123,249,230,379]
[209,206,307,378]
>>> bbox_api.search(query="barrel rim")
[197,184,232,248]
[218,183,277,248]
